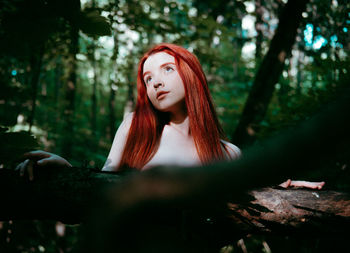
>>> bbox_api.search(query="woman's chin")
[153,99,186,115]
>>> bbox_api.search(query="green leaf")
[78,10,112,37]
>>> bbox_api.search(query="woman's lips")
[157,91,169,99]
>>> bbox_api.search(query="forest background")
[0,0,349,252]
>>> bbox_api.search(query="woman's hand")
[16,150,72,180]
[279,179,325,189]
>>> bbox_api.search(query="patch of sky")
[242,14,256,37]
[343,27,348,33]
[304,24,313,46]
[242,42,256,61]
[11,70,17,76]
[330,35,338,47]
[312,36,327,50]
[244,1,255,13]
[304,24,328,50]
[98,36,114,50]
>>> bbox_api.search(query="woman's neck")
[169,111,190,137]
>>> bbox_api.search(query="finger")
[317,181,325,189]
[15,161,24,171]
[279,179,291,188]
[20,159,30,177]
[37,157,72,168]
[36,157,53,166]
[22,150,51,160]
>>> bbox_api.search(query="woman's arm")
[279,179,325,189]
[101,113,133,172]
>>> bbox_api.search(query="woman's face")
[142,52,186,114]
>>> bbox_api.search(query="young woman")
[17,43,324,189]
[102,43,240,171]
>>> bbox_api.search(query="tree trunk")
[91,41,98,145]
[27,46,44,133]
[123,58,135,116]
[90,0,98,140]
[108,83,117,140]
[232,0,309,146]
[255,0,264,62]
[61,1,80,160]
[296,50,303,95]
[53,55,63,135]
[108,27,119,140]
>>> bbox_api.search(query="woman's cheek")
[147,90,157,105]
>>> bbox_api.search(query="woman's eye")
[145,76,152,84]
[165,66,174,73]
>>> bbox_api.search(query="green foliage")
[0,127,38,166]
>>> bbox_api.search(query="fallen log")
[0,166,349,235]
[228,188,350,235]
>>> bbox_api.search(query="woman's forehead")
[143,52,175,73]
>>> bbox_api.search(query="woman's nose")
[153,78,164,89]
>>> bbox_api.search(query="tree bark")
[227,188,350,235]
[254,0,264,62]
[232,0,309,146]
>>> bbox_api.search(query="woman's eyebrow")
[159,62,175,68]
[143,62,175,78]
[143,71,151,78]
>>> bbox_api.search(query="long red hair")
[118,43,226,170]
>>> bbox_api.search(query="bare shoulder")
[221,140,241,160]
[119,112,134,132]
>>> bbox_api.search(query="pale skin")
[16,52,325,189]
